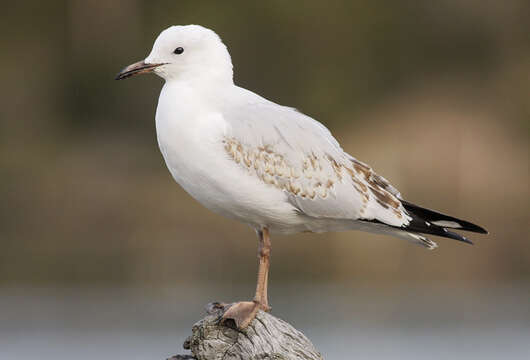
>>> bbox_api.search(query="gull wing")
[222,95,410,228]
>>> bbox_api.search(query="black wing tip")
[360,218,476,246]
[401,200,488,235]
[449,218,488,234]
[444,229,474,245]
[474,225,488,235]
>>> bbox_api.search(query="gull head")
[115,25,233,82]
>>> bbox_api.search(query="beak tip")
[115,66,132,80]
[114,60,163,81]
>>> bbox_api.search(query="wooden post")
[168,302,323,360]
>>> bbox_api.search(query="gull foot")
[220,301,270,329]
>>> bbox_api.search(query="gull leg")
[221,227,272,328]
[254,227,272,311]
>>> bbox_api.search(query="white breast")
[154,82,300,231]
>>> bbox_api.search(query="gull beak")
[115,60,165,80]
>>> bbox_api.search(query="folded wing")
[223,97,410,228]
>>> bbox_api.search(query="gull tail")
[400,200,488,246]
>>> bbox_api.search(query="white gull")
[116,25,487,328]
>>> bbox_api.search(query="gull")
[116,25,487,329]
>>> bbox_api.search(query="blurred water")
[1,284,529,359]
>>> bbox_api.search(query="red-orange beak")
[115,60,165,80]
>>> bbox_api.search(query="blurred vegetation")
[0,0,528,287]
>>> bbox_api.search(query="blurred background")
[1,1,529,359]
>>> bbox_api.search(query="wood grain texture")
[169,302,323,360]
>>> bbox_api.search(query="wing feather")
[223,94,410,227]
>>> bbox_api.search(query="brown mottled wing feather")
[223,98,410,227]
[349,157,402,199]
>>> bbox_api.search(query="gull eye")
[173,47,184,55]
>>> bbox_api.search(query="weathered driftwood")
[168,302,323,360]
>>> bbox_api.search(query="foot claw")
[220,301,262,329]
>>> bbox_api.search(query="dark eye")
[173,47,184,55]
